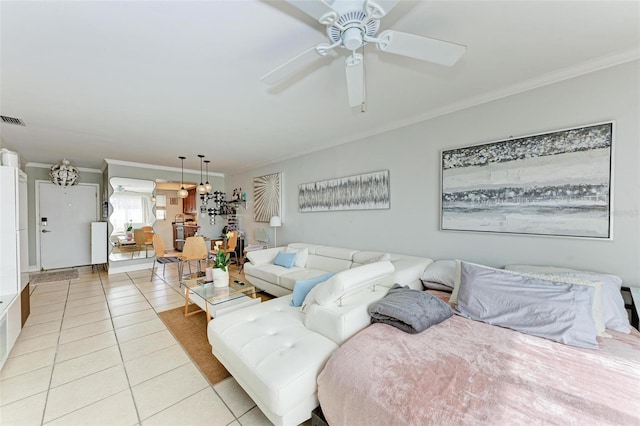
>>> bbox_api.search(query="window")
[156,194,167,221]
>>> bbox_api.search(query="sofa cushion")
[351,252,391,266]
[385,257,433,290]
[305,261,395,307]
[248,263,305,286]
[291,273,335,307]
[306,254,353,273]
[352,251,392,265]
[287,243,322,255]
[246,247,284,266]
[279,269,334,292]
[304,284,390,344]
[314,246,358,261]
[208,296,338,418]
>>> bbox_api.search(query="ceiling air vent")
[0,116,25,126]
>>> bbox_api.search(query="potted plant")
[125,220,133,240]
[211,230,233,287]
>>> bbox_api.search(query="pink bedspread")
[317,315,640,426]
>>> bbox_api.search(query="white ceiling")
[1,1,638,174]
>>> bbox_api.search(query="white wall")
[227,61,640,285]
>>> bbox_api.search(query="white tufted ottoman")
[208,295,339,426]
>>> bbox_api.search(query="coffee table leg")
[184,287,190,316]
[206,303,211,322]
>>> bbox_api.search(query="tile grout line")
[100,271,144,426]
[38,280,71,426]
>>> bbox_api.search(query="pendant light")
[49,159,80,187]
[204,159,213,194]
[177,156,189,199]
[196,154,207,195]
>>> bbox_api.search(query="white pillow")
[505,265,630,333]
[286,247,309,268]
[522,272,606,337]
[421,260,457,288]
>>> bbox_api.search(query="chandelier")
[49,159,79,187]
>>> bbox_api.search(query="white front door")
[38,182,98,270]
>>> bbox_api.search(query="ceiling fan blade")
[376,30,466,66]
[285,0,340,25]
[364,0,400,19]
[345,53,364,108]
[260,44,335,85]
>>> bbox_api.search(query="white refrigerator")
[0,165,28,367]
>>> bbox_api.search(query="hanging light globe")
[49,159,80,187]
[177,187,189,198]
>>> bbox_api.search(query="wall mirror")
[109,177,156,261]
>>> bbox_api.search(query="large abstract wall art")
[441,122,613,238]
[298,170,390,212]
[254,172,281,222]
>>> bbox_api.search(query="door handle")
[42,229,52,233]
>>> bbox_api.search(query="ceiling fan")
[260,0,466,109]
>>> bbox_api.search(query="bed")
[317,290,640,425]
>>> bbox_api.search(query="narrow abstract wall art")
[299,170,390,212]
[254,172,281,222]
[441,122,613,238]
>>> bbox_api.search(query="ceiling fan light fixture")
[343,27,364,50]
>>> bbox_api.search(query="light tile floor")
[0,264,288,426]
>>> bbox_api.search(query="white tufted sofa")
[243,243,433,297]
[208,248,434,426]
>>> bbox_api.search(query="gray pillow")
[368,284,453,334]
[457,262,598,349]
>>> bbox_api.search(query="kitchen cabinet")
[183,189,198,214]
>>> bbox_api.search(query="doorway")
[37,181,99,270]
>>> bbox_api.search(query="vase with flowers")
[125,220,133,240]
[210,230,233,287]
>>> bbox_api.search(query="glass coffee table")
[180,275,260,321]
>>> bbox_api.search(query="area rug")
[29,269,78,284]
[158,305,231,385]
[158,291,275,386]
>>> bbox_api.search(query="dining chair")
[216,230,239,266]
[151,233,184,280]
[181,236,209,277]
[141,225,154,244]
[133,229,153,258]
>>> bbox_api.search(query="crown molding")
[25,162,102,174]
[232,50,639,175]
[104,158,224,177]
[365,49,640,145]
